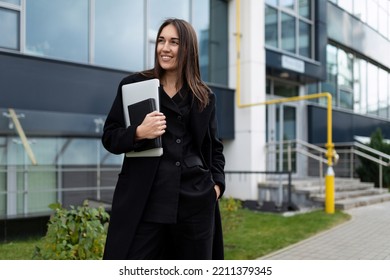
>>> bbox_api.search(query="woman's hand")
[214,185,221,200]
[135,111,166,141]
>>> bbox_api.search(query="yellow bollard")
[325,166,335,214]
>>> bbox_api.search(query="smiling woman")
[101,18,225,260]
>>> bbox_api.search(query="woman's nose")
[162,42,170,51]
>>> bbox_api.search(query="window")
[337,49,353,89]
[310,44,390,117]
[353,58,366,113]
[281,12,296,53]
[280,0,295,10]
[299,20,311,57]
[0,0,20,51]
[299,0,311,19]
[322,45,338,106]
[0,0,20,4]
[274,80,299,98]
[366,63,379,116]
[192,0,210,81]
[358,59,368,114]
[378,68,389,118]
[265,0,314,59]
[26,0,89,63]
[275,106,297,172]
[265,6,278,48]
[9,1,212,72]
[149,0,190,31]
[0,7,19,50]
[0,136,122,216]
[94,0,144,71]
[334,0,390,40]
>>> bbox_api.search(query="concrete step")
[311,188,388,202]
[335,193,390,210]
[259,177,389,211]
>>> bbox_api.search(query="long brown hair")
[142,18,210,110]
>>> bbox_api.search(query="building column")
[224,0,266,200]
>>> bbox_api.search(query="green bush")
[219,197,243,232]
[356,128,390,189]
[33,200,110,260]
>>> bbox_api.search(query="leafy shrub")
[356,128,390,189]
[33,200,110,260]
[219,197,243,232]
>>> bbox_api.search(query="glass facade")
[0,7,19,50]
[265,0,314,59]
[0,0,213,217]
[0,136,121,216]
[332,0,390,40]
[1,0,210,73]
[94,0,144,70]
[26,0,89,62]
[0,0,20,51]
[307,44,390,119]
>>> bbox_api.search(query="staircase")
[292,178,390,210]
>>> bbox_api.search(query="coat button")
[175,161,181,167]
[176,139,181,144]
[177,116,182,121]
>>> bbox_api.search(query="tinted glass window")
[0,8,19,50]
[95,0,144,71]
[26,0,89,62]
[265,6,278,47]
[281,12,296,53]
[0,0,20,4]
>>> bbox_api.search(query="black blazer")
[102,73,226,259]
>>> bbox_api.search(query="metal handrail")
[266,139,389,190]
[265,139,328,183]
[352,142,390,164]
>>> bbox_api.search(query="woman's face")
[157,24,180,73]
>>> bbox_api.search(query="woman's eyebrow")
[158,35,179,40]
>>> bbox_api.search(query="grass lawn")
[223,208,350,260]
[0,206,350,260]
[0,237,44,260]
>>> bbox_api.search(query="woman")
[102,18,225,260]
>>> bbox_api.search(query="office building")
[1,0,389,222]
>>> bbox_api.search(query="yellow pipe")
[235,0,334,213]
[238,94,336,214]
[235,0,241,109]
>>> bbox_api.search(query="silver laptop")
[121,78,163,157]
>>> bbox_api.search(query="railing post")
[319,150,323,179]
[288,143,292,172]
[350,146,354,179]
[379,157,383,190]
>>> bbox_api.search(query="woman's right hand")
[135,111,166,141]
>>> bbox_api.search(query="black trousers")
[126,190,216,260]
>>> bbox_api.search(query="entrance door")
[266,79,298,172]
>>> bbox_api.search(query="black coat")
[102,73,226,259]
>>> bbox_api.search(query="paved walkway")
[260,201,390,260]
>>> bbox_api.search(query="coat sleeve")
[208,94,226,197]
[102,78,138,155]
